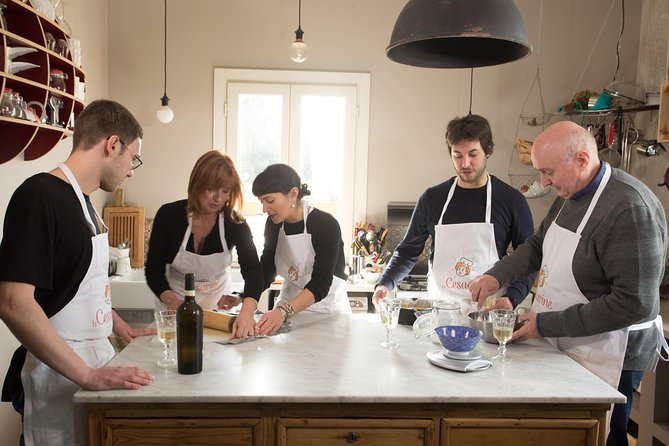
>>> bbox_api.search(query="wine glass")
[154,310,177,367]
[378,298,401,349]
[491,309,516,362]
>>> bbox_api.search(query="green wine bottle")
[177,272,203,374]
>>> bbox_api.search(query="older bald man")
[469,121,668,446]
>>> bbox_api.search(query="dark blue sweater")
[379,175,536,306]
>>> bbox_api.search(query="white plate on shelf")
[8,62,40,75]
[7,47,38,60]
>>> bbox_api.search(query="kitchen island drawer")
[441,417,599,446]
[278,418,437,445]
[86,404,267,446]
[99,417,261,446]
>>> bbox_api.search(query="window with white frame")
[213,69,370,258]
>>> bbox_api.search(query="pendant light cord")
[572,0,615,96]
[298,0,302,28]
[468,68,473,115]
[613,0,625,81]
[162,0,168,98]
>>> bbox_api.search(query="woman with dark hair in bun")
[252,164,350,336]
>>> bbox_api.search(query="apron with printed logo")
[21,162,115,446]
[428,176,506,314]
[274,206,350,313]
[163,213,233,310]
[533,164,628,389]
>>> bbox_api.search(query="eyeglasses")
[118,138,143,170]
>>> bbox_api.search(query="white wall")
[104,0,644,227]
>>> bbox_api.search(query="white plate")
[427,350,492,373]
[7,46,38,60]
[8,62,40,75]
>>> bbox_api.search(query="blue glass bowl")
[434,325,481,352]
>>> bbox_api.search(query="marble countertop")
[74,313,624,405]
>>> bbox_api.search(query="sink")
[109,268,244,310]
[109,268,155,309]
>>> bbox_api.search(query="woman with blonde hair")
[146,150,262,338]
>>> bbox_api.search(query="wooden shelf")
[0,0,85,164]
[567,103,659,117]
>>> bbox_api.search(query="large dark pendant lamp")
[386,0,532,68]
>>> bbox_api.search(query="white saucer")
[442,349,482,361]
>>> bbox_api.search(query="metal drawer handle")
[345,432,361,443]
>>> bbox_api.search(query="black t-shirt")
[145,199,263,300]
[0,173,93,316]
[0,173,94,401]
[260,207,347,302]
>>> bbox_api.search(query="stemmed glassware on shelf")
[154,310,177,367]
[491,309,516,362]
[378,298,401,349]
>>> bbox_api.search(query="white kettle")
[117,254,132,275]
[109,246,132,275]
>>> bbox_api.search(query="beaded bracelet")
[277,305,289,320]
[283,302,296,317]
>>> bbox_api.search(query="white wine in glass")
[493,326,513,343]
[379,298,400,349]
[492,309,516,362]
[158,327,176,346]
[155,310,177,367]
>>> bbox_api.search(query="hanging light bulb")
[156,0,174,123]
[289,0,308,63]
[157,95,173,124]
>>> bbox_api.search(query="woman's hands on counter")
[217,294,243,310]
[159,290,183,311]
[255,308,285,336]
[230,297,258,338]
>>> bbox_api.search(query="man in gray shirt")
[469,121,667,446]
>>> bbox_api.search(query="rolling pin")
[203,310,236,332]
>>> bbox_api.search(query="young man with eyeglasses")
[0,99,155,446]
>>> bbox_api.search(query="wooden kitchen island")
[75,313,623,445]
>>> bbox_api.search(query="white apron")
[162,213,233,310]
[21,162,115,446]
[428,176,505,313]
[532,164,628,389]
[274,206,350,314]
